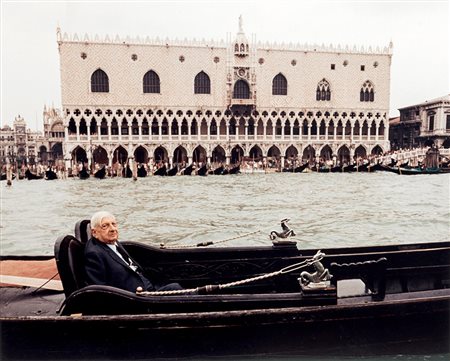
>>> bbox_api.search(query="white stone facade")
[57,20,392,169]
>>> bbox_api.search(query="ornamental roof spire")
[234,15,249,57]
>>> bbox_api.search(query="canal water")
[1,172,449,360]
[1,172,449,256]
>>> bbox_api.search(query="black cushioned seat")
[54,235,87,297]
[74,219,91,244]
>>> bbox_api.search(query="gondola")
[167,165,178,176]
[394,166,441,175]
[24,169,43,180]
[1,220,449,359]
[180,164,193,176]
[153,165,167,176]
[294,163,309,173]
[367,162,384,172]
[400,160,410,168]
[122,165,133,178]
[213,165,224,175]
[78,166,90,179]
[45,169,58,180]
[94,166,106,179]
[197,164,208,176]
[228,164,240,174]
[355,163,369,172]
[137,165,147,177]
[0,173,16,181]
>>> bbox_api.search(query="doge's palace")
[58,17,392,170]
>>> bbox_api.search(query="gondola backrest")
[330,257,387,301]
[74,219,91,244]
[54,235,87,297]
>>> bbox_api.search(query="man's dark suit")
[84,237,155,293]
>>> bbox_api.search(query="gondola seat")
[74,219,91,244]
[54,235,87,297]
[330,257,387,301]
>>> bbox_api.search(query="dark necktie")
[116,244,133,266]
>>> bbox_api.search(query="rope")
[136,253,323,296]
[160,230,261,249]
[32,272,60,294]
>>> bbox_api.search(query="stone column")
[158,124,162,141]
[76,122,80,142]
[97,125,101,141]
[325,126,329,141]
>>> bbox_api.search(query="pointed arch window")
[272,73,288,95]
[143,70,160,93]
[233,80,250,99]
[194,71,211,94]
[91,69,109,93]
[360,81,375,102]
[316,79,331,101]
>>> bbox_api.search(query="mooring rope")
[160,229,261,249]
[32,272,60,294]
[136,253,323,296]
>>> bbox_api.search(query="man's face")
[92,216,119,244]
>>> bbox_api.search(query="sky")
[1,0,449,131]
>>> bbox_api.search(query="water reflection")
[2,173,449,255]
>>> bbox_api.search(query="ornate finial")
[238,15,243,33]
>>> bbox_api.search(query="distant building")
[0,108,65,169]
[390,94,450,150]
[57,18,393,169]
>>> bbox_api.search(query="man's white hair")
[91,211,115,228]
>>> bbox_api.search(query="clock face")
[238,68,246,77]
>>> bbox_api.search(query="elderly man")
[84,211,182,293]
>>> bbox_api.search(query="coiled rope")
[136,253,323,296]
[160,230,261,249]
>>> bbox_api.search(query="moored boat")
[212,165,224,175]
[180,164,193,175]
[24,169,43,180]
[45,169,58,180]
[78,166,90,179]
[167,165,178,176]
[228,164,240,174]
[93,165,106,179]
[137,165,147,177]
[153,165,167,176]
[197,164,208,176]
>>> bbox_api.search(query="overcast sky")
[1,0,449,130]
